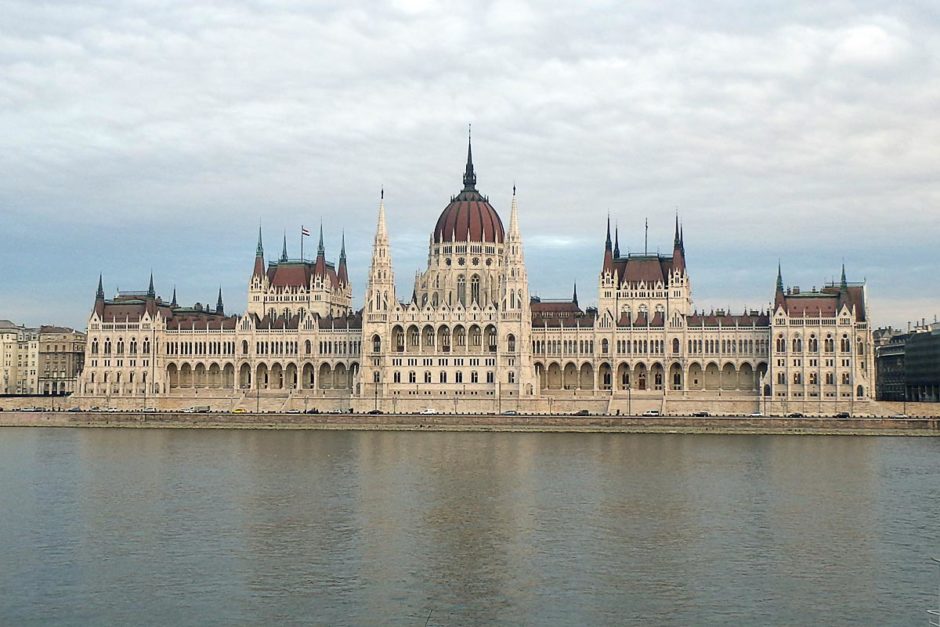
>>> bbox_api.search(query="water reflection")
[0,430,937,625]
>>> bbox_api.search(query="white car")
[642,409,660,417]
[419,408,438,415]
[748,411,763,417]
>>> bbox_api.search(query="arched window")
[143,338,150,354]
[424,371,432,383]
[457,276,466,306]
[116,339,124,354]
[372,334,381,353]
[471,275,480,305]
[91,339,99,354]
[129,339,137,354]
[672,338,680,354]
[104,339,112,354]
[825,335,834,352]
[792,336,802,352]
[507,334,516,352]
[841,335,851,353]
[775,335,785,353]
[304,340,311,355]
[808,335,818,352]
[409,371,416,384]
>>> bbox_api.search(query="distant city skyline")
[2,1,938,330]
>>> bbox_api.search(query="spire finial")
[171,285,177,308]
[840,262,847,290]
[96,273,104,300]
[256,223,264,256]
[776,260,784,293]
[614,223,620,258]
[674,213,681,247]
[572,281,578,305]
[462,124,477,190]
[340,230,346,261]
[280,231,288,262]
[644,217,649,255]
[605,214,612,251]
[147,271,155,298]
[216,286,224,314]
[317,221,325,257]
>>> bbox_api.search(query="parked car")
[834,412,850,418]
[573,409,590,416]
[786,412,804,418]
[367,409,384,415]
[643,410,661,417]
[232,408,247,414]
[748,411,763,417]
[692,411,710,417]
[502,410,518,416]
[891,413,910,419]
[419,408,438,415]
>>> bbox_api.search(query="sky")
[1,0,938,331]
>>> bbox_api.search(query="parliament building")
[77,139,875,415]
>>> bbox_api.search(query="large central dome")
[432,137,505,244]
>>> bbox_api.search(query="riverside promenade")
[2,411,939,436]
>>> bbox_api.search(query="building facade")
[38,326,86,395]
[875,322,940,403]
[75,139,876,414]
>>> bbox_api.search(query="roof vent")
[792,286,800,295]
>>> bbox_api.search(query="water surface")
[0,429,937,625]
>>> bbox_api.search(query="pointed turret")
[462,124,477,191]
[253,226,266,280]
[93,274,105,317]
[672,217,686,274]
[171,286,178,308]
[337,231,349,286]
[572,282,578,306]
[317,222,325,258]
[602,216,614,274]
[775,261,786,309]
[146,272,155,299]
[280,232,288,262]
[366,188,395,312]
[216,287,224,314]
[840,263,848,291]
[613,225,620,258]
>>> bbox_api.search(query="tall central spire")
[462,124,477,191]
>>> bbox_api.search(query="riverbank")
[2,411,939,436]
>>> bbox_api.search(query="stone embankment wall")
[1,410,939,435]
[2,394,939,418]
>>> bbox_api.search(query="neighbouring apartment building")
[876,321,940,403]
[1,321,86,395]
[38,326,86,395]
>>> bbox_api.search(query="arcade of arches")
[534,360,768,393]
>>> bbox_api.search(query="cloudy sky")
[2,0,938,330]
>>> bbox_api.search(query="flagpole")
[301,226,304,262]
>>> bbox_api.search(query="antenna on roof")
[645,218,648,255]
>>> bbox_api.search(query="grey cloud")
[0,0,937,328]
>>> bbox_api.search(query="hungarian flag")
[301,226,310,237]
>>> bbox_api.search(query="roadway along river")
[0,429,937,625]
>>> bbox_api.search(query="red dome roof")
[433,134,505,244]
[433,190,505,244]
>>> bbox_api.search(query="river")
[0,429,937,625]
